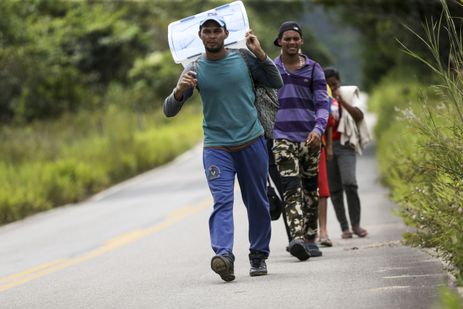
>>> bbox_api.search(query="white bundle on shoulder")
[337,86,371,155]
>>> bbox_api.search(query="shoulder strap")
[190,56,202,92]
[191,59,198,73]
[236,48,249,67]
[236,49,256,90]
[190,53,203,74]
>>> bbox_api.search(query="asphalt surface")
[0,116,448,309]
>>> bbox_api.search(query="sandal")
[352,226,368,238]
[341,230,353,239]
[319,237,333,247]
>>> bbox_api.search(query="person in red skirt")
[318,141,332,247]
[317,89,335,247]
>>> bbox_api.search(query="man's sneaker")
[249,253,268,277]
[211,255,235,282]
[288,239,311,261]
[304,242,323,257]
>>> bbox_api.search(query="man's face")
[278,30,303,55]
[326,76,341,91]
[198,21,229,53]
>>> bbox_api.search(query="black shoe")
[288,239,311,261]
[249,253,268,277]
[304,243,322,257]
[211,255,235,282]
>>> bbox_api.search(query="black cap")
[274,21,303,47]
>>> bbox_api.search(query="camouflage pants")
[273,139,321,241]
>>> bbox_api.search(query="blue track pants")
[203,136,271,258]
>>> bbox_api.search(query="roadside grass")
[437,287,463,309]
[372,1,463,305]
[0,103,203,224]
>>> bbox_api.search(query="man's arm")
[163,64,196,117]
[243,31,283,89]
[306,63,329,147]
[312,63,330,137]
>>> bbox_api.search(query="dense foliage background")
[0,0,337,223]
[1,0,462,304]
[3,0,460,123]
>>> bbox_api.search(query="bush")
[437,287,463,309]
[0,103,202,224]
[373,1,463,287]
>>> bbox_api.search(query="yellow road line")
[0,259,66,284]
[0,201,210,292]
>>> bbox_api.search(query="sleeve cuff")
[313,127,324,137]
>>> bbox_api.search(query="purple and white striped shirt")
[272,55,329,142]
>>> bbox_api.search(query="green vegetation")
[320,0,463,91]
[2,0,332,224]
[317,0,463,304]
[0,103,202,224]
[1,3,462,305]
[437,287,463,309]
[0,0,330,124]
[370,2,463,302]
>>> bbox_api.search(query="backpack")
[190,50,279,139]
[236,49,279,139]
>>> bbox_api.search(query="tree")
[0,0,331,122]
[317,0,463,89]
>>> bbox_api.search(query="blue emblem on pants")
[207,165,220,180]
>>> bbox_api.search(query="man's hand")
[245,30,266,61]
[306,131,321,148]
[174,71,197,101]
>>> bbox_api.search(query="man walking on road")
[272,21,329,261]
[164,14,282,282]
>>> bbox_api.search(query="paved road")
[0,117,448,309]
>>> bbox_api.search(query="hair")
[324,67,340,80]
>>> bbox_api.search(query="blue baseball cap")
[199,12,226,29]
